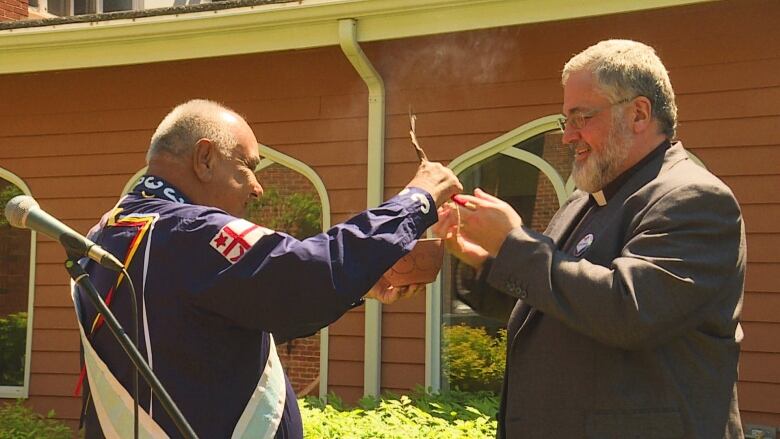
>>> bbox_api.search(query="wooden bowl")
[383,238,444,287]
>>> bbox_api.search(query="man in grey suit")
[434,40,745,438]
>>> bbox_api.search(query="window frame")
[0,169,36,399]
[425,115,569,391]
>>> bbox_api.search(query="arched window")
[427,116,570,391]
[246,159,326,398]
[0,170,35,398]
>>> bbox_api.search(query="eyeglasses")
[557,97,634,132]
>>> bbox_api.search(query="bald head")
[147,99,240,164]
[145,99,263,217]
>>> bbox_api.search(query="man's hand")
[405,161,463,207]
[450,188,523,257]
[365,276,425,305]
[432,203,490,270]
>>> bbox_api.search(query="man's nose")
[253,181,264,198]
[561,124,580,145]
[249,176,264,198]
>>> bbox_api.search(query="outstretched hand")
[432,203,490,270]
[454,188,523,257]
[365,276,425,305]
[405,161,463,207]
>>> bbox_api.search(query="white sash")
[71,283,286,438]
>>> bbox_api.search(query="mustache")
[567,141,589,153]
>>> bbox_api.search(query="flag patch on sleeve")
[209,219,274,264]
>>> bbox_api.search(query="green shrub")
[442,325,506,392]
[245,189,322,239]
[0,312,27,386]
[299,388,498,438]
[0,185,23,227]
[0,400,72,439]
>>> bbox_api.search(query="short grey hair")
[146,99,238,163]
[562,39,677,139]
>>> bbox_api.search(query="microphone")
[4,195,124,272]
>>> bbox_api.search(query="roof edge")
[0,0,294,31]
[0,0,717,75]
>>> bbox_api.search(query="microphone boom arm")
[66,257,198,439]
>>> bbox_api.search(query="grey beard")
[571,122,631,193]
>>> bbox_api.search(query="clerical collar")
[131,175,192,204]
[589,139,672,206]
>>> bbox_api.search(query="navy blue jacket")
[76,176,437,438]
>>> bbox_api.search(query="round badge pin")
[575,233,594,256]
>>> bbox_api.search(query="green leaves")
[442,325,507,392]
[299,388,498,438]
[0,387,497,438]
[0,185,23,227]
[0,312,27,387]
[245,189,322,239]
[0,400,72,439]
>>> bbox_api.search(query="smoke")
[377,27,520,88]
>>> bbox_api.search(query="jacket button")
[506,279,524,297]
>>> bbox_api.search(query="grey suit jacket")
[463,142,746,438]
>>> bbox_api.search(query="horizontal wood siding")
[0,0,776,430]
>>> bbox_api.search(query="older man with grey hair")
[75,99,462,438]
[435,40,745,438]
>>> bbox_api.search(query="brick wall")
[0,0,28,21]
[530,131,571,232]
[0,227,30,318]
[251,164,317,228]
[276,333,320,396]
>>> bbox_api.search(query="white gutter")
[0,0,716,75]
[338,17,384,398]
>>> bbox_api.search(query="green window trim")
[0,169,36,399]
[426,115,569,391]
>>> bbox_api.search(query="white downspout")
[338,18,385,399]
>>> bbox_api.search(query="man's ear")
[193,139,217,182]
[631,96,653,134]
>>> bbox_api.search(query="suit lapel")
[506,192,589,348]
[507,143,688,354]
[548,143,687,253]
[545,192,591,246]
[600,141,686,214]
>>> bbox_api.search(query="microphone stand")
[65,256,199,439]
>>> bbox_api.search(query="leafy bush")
[246,189,322,239]
[0,400,72,439]
[442,325,506,392]
[299,388,498,438]
[0,312,27,386]
[0,185,23,227]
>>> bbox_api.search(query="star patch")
[575,233,594,257]
[210,219,274,264]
